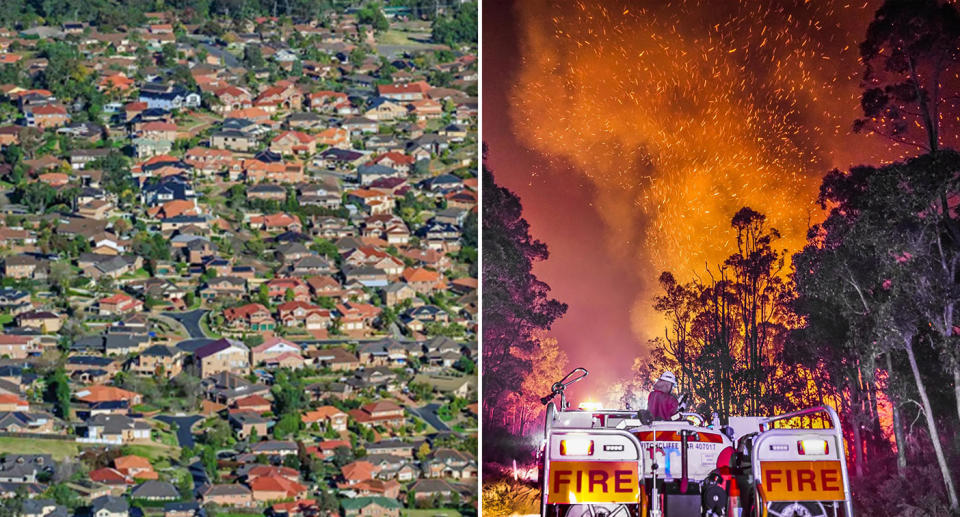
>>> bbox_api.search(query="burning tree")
[648,207,800,421]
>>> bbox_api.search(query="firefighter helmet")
[658,371,677,386]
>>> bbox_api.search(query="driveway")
[189,460,209,498]
[155,415,204,448]
[410,403,450,432]
[163,309,209,338]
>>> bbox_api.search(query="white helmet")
[658,371,677,386]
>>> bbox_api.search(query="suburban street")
[155,415,204,448]
[163,309,209,339]
[410,403,450,432]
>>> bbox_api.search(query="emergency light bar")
[578,401,603,411]
[798,439,829,455]
[560,437,594,456]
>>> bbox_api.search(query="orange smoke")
[508,0,901,341]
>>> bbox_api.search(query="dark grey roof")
[251,440,297,452]
[92,495,129,513]
[203,483,251,496]
[142,345,177,357]
[131,480,179,499]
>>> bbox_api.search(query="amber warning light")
[560,438,594,456]
[798,439,829,455]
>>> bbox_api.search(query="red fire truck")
[538,368,854,517]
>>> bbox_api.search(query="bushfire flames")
[509,0,909,340]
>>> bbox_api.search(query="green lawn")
[378,29,434,47]
[0,437,81,460]
[119,443,179,463]
[199,312,222,338]
[0,314,12,326]
[402,509,462,517]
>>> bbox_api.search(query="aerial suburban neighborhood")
[0,1,478,516]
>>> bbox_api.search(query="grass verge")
[0,437,81,460]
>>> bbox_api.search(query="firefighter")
[647,371,680,420]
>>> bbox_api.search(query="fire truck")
[538,368,854,517]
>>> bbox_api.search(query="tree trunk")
[954,364,960,431]
[905,337,959,510]
[887,352,907,476]
[866,378,882,457]
[851,409,864,479]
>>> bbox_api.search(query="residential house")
[114,455,158,481]
[74,385,142,406]
[270,131,316,156]
[27,104,70,129]
[309,347,360,371]
[200,276,247,300]
[340,497,401,517]
[129,345,182,378]
[213,86,253,113]
[16,311,62,332]
[98,293,144,315]
[210,130,257,152]
[377,81,430,101]
[0,335,40,360]
[409,478,457,502]
[253,82,302,112]
[130,480,179,501]
[250,440,298,457]
[277,301,330,330]
[139,84,200,110]
[228,412,270,440]
[91,495,129,517]
[200,484,253,507]
[223,303,276,332]
[0,411,57,433]
[422,448,477,479]
[249,475,308,502]
[348,401,405,428]
[193,338,250,377]
[79,414,151,444]
[301,406,347,432]
[250,337,300,365]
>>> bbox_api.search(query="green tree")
[45,368,70,420]
[416,442,430,461]
[201,445,218,481]
[431,1,477,47]
[482,164,567,437]
[160,43,179,66]
[273,412,301,439]
[357,3,389,32]
[332,446,353,468]
[311,238,340,259]
[45,483,81,509]
[19,182,57,213]
[854,0,960,153]
[244,44,266,68]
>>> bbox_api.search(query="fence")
[0,431,75,441]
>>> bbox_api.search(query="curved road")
[155,415,204,448]
[163,309,209,339]
[410,403,450,432]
